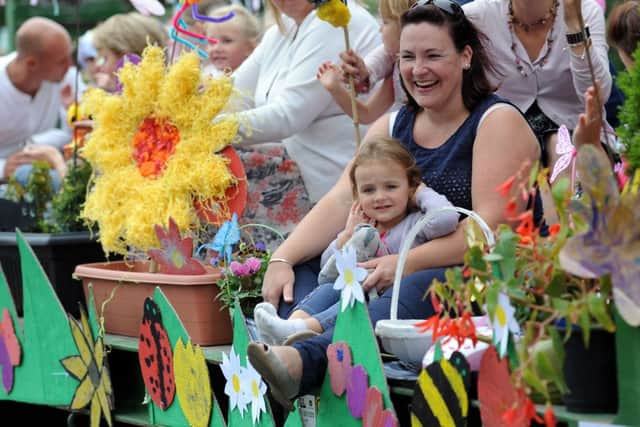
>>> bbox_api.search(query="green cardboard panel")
[149,287,227,427]
[283,404,304,427]
[317,299,395,427]
[228,301,275,427]
[0,230,77,404]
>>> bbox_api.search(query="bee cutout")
[138,298,176,410]
[410,351,471,427]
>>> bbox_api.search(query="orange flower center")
[133,117,180,179]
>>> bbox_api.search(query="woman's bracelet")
[268,257,293,266]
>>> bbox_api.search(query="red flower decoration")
[133,117,180,179]
[147,217,206,275]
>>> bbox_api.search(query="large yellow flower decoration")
[81,46,238,255]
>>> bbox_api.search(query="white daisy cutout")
[221,348,250,416]
[243,358,267,424]
[333,245,368,311]
[491,292,520,358]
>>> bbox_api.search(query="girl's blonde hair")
[349,137,422,198]
[92,12,167,56]
[206,4,262,40]
[379,0,415,21]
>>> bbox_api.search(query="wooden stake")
[343,27,361,146]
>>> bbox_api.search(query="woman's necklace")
[507,0,559,76]
[508,0,558,32]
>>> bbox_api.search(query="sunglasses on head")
[410,0,464,17]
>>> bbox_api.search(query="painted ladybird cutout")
[138,297,176,410]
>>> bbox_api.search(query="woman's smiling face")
[398,22,471,111]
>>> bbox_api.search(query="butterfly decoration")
[411,351,470,427]
[147,217,207,275]
[0,308,21,393]
[138,298,176,410]
[550,125,577,184]
[197,213,241,265]
[559,145,640,326]
[61,308,114,427]
[130,0,166,16]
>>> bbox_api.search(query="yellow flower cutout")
[81,46,239,255]
[317,0,351,28]
[61,309,113,427]
[174,337,212,427]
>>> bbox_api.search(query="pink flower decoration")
[346,365,368,418]
[245,257,262,274]
[230,261,251,277]
[363,387,397,427]
[327,342,353,396]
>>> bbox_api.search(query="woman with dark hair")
[607,1,640,69]
[248,0,540,408]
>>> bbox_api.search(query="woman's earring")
[464,63,471,70]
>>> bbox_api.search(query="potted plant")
[0,159,103,317]
[416,144,639,425]
[72,45,245,345]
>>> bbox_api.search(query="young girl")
[204,4,261,75]
[254,137,459,345]
[316,0,414,124]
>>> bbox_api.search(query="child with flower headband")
[316,0,414,124]
[253,137,459,345]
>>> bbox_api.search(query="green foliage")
[2,161,92,233]
[215,240,271,317]
[48,161,92,232]
[616,46,640,176]
[426,170,615,406]
[3,161,54,232]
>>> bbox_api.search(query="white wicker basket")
[374,206,494,366]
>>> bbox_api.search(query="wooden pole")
[343,27,361,146]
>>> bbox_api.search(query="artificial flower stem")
[343,28,361,146]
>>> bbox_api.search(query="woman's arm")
[261,114,391,306]
[360,107,540,293]
[235,25,347,144]
[565,0,612,104]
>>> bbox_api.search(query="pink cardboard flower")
[327,341,352,396]
[347,365,369,418]
[245,257,262,274]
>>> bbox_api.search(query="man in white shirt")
[0,17,74,186]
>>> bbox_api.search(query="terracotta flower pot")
[74,260,232,345]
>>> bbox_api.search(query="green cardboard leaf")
[0,230,78,405]
[317,298,395,427]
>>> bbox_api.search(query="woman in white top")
[226,0,379,247]
[463,0,612,168]
[231,0,380,202]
